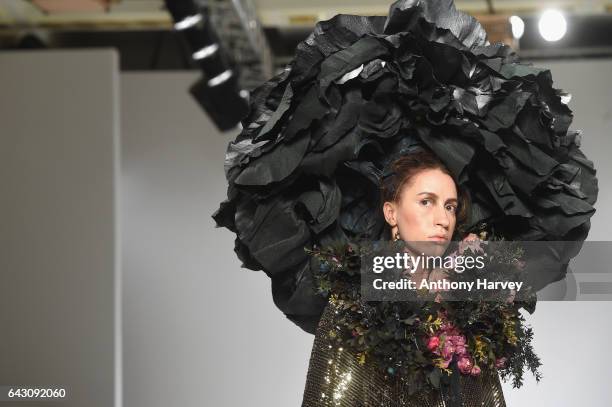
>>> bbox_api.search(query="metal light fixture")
[165,0,249,132]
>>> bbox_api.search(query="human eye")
[420,198,432,206]
[446,204,457,213]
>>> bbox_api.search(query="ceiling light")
[509,16,525,39]
[538,9,567,42]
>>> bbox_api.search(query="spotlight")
[189,72,249,132]
[509,16,525,39]
[164,0,249,132]
[538,9,567,42]
[174,14,202,31]
[192,44,219,60]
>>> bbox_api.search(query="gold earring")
[393,229,401,241]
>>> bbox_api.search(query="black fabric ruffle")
[212,0,598,334]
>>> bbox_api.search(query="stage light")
[509,16,525,39]
[193,44,219,60]
[538,9,567,42]
[174,14,202,31]
[165,0,249,132]
[189,73,249,132]
[208,70,233,87]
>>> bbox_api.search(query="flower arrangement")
[306,233,542,394]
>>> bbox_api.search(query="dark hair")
[379,148,470,240]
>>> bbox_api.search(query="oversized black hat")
[212,0,598,334]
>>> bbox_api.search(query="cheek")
[397,202,429,237]
[397,201,418,224]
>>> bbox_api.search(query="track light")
[164,0,249,131]
[193,44,219,60]
[174,14,202,31]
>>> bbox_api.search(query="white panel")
[0,49,121,407]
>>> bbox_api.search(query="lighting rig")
[165,0,250,131]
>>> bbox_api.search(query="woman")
[301,148,507,406]
[212,0,598,405]
[382,148,473,296]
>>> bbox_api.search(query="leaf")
[428,368,442,388]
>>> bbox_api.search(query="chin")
[404,240,449,257]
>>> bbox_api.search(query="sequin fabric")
[302,299,507,407]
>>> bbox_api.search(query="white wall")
[0,50,121,407]
[120,60,612,407]
[120,73,314,407]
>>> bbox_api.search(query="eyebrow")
[417,191,458,203]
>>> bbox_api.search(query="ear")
[382,201,397,227]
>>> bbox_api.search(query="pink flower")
[427,336,440,352]
[442,343,455,360]
[505,289,516,304]
[457,356,474,374]
[458,234,485,254]
[447,335,466,346]
[440,322,460,336]
[470,365,481,376]
[454,344,467,356]
[495,357,507,369]
[444,251,462,272]
[428,310,477,373]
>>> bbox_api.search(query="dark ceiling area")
[3,13,612,73]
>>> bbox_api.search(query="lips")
[429,236,448,241]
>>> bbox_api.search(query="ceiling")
[2,0,612,80]
[1,0,611,30]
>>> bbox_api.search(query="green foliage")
[305,237,542,394]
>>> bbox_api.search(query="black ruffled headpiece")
[213,0,598,334]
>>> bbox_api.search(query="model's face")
[383,168,458,256]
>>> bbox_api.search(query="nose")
[433,204,450,230]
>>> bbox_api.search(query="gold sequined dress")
[302,299,507,407]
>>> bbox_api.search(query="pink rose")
[470,365,481,376]
[505,289,516,304]
[495,357,507,369]
[442,343,455,360]
[427,336,440,352]
[448,335,466,346]
[440,322,459,336]
[459,234,485,254]
[457,356,474,374]
[454,344,467,356]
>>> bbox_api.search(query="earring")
[393,229,401,241]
